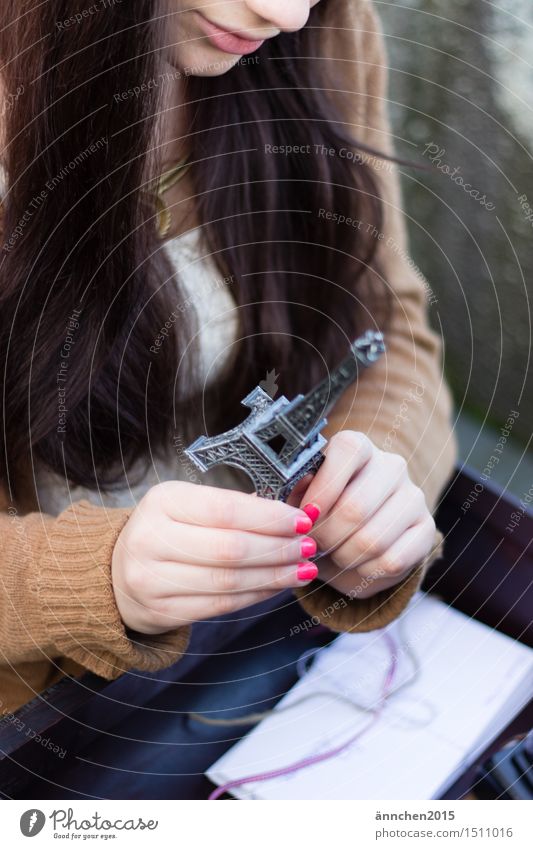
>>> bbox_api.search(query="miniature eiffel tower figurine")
[184,330,386,501]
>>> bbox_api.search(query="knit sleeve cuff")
[294,529,444,633]
[37,500,191,679]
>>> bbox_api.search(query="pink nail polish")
[303,503,320,524]
[297,562,318,582]
[300,537,317,558]
[295,515,313,534]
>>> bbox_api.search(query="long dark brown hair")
[0,0,389,495]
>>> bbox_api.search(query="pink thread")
[208,631,398,800]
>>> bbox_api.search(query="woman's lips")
[196,14,265,55]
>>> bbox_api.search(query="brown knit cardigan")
[0,0,457,715]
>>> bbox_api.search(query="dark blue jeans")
[19,591,333,799]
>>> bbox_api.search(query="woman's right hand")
[111,481,318,635]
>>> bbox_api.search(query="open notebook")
[207,593,533,799]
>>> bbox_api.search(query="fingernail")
[297,562,319,582]
[300,537,317,558]
[295,515,313,534]
[303,503,320,524]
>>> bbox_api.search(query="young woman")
[0,0,456,717]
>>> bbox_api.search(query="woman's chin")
[173,47,242,77]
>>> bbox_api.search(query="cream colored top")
[34,227,243,515]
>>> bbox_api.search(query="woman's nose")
[243,0,311,33]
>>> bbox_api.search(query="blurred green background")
[377,0,532,496]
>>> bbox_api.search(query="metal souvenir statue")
[184,330,386,501]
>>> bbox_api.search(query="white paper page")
[207,593,533,800]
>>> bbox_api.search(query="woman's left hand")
[289,431,436,600]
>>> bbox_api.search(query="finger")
[152,481,314,536]
[296,431,373,521]
[153,560,318,596]
[312,451,408,552]
[154,521,318,568]
[318,557,398,598]
[349,519,436,584]
[327,486,427,570]
[150,590,284,628]
[286,473,314,508]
